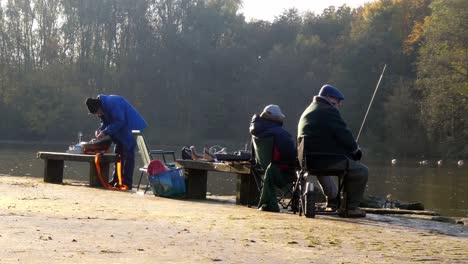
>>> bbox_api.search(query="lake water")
[1,143,466,217]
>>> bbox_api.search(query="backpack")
[181,146,192,160]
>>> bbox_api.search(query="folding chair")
[292,135,349,218]
[251,136,295,211]
[132,130,176,193]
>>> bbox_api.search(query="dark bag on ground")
[149,168,185,197]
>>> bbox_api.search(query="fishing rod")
[356,64,387,142]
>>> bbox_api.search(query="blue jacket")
[249,114,296,165]
[97,94,147,149]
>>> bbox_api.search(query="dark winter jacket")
[249,114,297,165]
[97,94,147,149]
[297,96,358,158]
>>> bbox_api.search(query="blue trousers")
[112,140,135,189]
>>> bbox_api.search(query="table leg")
[184,169,207,199]
[236,173,259,206]
[89,162,110,187]
[43,159,64,184]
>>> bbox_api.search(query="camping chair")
[132,130,176,193]
[251,136,295,211]
[292,135,349,218]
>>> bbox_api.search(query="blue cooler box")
[149,168,185,197]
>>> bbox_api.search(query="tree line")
[0,0,466,159]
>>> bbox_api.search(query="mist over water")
[1,143,466,217]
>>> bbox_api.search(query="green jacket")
[298,96,358,158]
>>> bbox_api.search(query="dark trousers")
[345,160,368,209]
[112,140,135,189]
[316,160,368,209]
[258,165,294,212]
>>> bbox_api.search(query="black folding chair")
[291,135,349,218]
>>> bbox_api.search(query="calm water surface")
[1,143,466,217]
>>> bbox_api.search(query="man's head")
[318,84,344,108]
[86,97,103,116]
[260,104,285,123]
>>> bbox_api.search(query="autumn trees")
[0,0,466,158]
[416,0,468,157]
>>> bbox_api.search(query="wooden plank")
[89,162,110,187]
[37,151,117,187]
[362,207,439,216]
[43,159,64,184]
[176,160,253,203]
[176,159,250,174]
[184,168,208,199]
[236,173,259,206]
[37,151,118,163]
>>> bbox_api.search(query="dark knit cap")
[85,98,101,114]
[318,84,345,101]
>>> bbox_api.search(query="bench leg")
[89,162,110,187]
[236,173,259,206]
[43,159,64,184]
[184,169,207,199]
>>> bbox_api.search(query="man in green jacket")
[297,84,368,218]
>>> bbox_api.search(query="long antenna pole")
[356,64,387,142]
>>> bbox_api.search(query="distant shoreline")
[0,140,70,145]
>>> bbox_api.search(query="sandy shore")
[0,175,467,263]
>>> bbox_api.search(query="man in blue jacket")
[250,104,296,212]
[86,95,147,190]
[298,84,368,218]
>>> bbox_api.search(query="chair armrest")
[149,150,177,163]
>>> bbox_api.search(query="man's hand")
[96,131,106,139]
[353,148,362,161]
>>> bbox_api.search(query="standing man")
[86,95,147,190]
[297,84,368,217]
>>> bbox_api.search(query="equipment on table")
[66,135,112,154]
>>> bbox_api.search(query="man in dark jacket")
[86,95,147,190]
[298,84,368,217]
[250,104,296,212]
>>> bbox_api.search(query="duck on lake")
[419,160,429,165]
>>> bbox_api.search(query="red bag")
[147,160,170,175]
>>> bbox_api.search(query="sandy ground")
[0,175,467,264]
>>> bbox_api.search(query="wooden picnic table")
[175,159,258,206]
[37,152,118,187]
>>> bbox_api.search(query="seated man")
[250,104,297,212]
[297,84,368,217]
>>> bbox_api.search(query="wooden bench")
[37,152,118,187]
[175,159,258,206]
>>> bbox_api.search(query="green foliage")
[0,0,465,158]
[383,77,428,156]
[416,0,468,157]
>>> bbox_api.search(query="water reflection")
[365,159,467,217]
[0,143,466,217]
